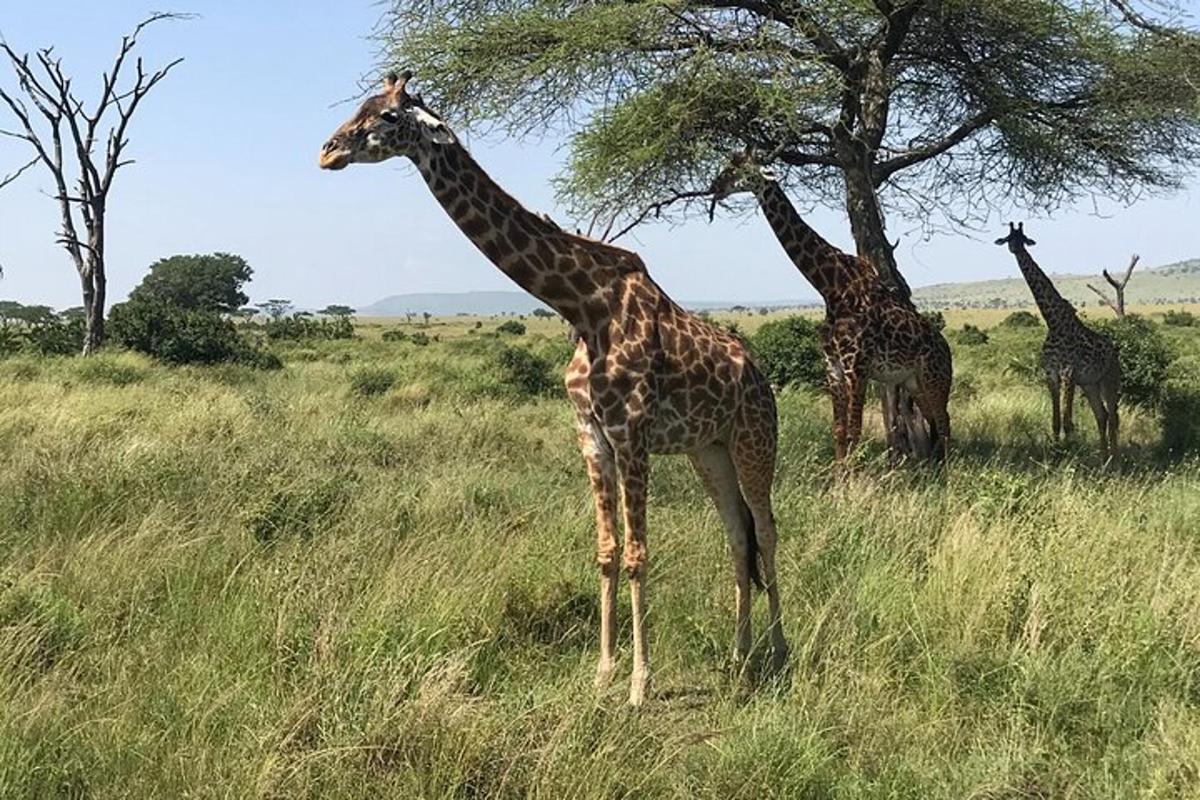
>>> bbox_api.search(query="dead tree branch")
[0,13,187,353]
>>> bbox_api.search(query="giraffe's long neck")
[756,181,868,304]
[412,143,618,324]
[1012,246,1077,329]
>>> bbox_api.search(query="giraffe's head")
[319,71,456,171]
[707,151,779,220]
[995,222,1037,253]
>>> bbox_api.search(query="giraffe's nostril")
[322,139,338,153]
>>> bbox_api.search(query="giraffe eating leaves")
[711,154,953,464]
[995,223,1122,458]
[320,72,788,705]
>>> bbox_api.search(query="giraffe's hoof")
[628,668,651,707]
[594,659,616,690]
[770,643,790,675]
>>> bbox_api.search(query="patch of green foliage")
[264,313,355,342]
[1163,309,1196,327]
[495,345,557,399]
[922,310,947,331]
[1001,310,1043,329]
[750,316,825,390]
[108,253,279,368]
[496,320,527,336]
[957,324,990,346]
[349,367,397,397]
[1094,315,1173,408]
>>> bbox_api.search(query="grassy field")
[3,311,1200,798]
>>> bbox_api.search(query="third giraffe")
[996,223,1121,458]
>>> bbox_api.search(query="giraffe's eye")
[380,109,401,124]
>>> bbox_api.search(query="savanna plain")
[4,307,1200,799]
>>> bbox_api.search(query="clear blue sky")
[2,1,1198,310]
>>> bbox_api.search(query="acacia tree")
[380,0,1200,296]
[0,14,186,354]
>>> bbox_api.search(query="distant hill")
[359,291,550,317]
[913,258,1200,310]
[358,291,813,316]
[359,258,1200,316]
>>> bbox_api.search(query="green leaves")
[381,0,1200,233]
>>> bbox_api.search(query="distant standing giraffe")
[319,72,787,705]
[995,223,1121,457]
[712,156,952,462]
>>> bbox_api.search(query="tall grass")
[1,327,1199,798]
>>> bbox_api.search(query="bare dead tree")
[0,13,187,354]
[1088,254,1141,317]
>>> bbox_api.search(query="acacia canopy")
[380,0,1200,291]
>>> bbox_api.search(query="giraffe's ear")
[413,106,456,145]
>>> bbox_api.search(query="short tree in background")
[750,316,826,390]
[259,299,294,321]
[108,252,275,366]
[382,1,1200,295]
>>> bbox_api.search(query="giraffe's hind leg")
[576,417,620,690]
[689,445,755,663]
[1103,380,1120,456]
[729,420,788,673]
[1061,372,1077,436]
[1081,383,1110,459]
[912,378,951,463]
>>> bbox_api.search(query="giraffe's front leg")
[613,435,651,707]
[576,418,620,690]
[843,368,868,458]
[1046,370,1063,441]
[1060,367,1077,437]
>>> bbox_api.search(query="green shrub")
[1001,310,1043,328]
[382,329,409,343]
[410,332,431,347]
[265,313,355,341]
[496,346,557,398]
[0,326,20,356]
[24,315,84,356]
[1162,309,1196,327]
[349,367,396,397]
[496,320,527,336]
[957,324,989,346]
[922,310,946,331]
[1094,315,1172,408]
[750,316,826,390]
[109,251,279,367]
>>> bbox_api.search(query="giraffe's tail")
[743,498,764,591]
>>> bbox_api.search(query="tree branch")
[0,156,37,189]
[1103,253,1139,290]
[608,187,716,242]
[1087,283,1121,315]
[874,110,994,179]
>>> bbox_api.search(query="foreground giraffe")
[712,156,952,462]
[996,223,1121,457]
[319,72,787,705]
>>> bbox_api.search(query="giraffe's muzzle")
[319,138,351,170]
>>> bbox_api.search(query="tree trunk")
[80,263,106,355]
[838,144,928,459]
[842,158,912,303]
